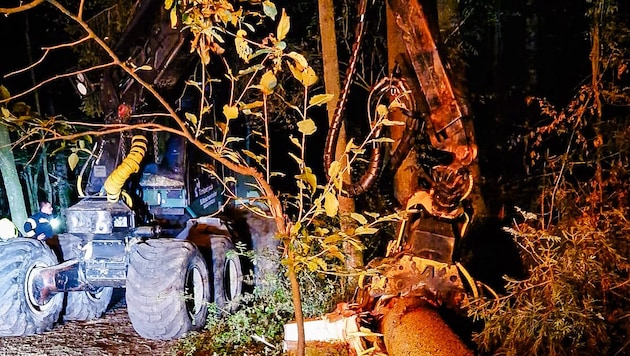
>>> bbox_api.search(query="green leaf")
[297,119,316,136]
[309,93,334,107]
[324,191,339,217]
[262,0,277,20]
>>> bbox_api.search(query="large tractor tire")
[126,239,211,340]
[210,236,243,313]
[0,238,64,336]
[57,233,113,321]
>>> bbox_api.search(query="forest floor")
[0,289,179,356]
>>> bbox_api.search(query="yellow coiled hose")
[103,135,148,203]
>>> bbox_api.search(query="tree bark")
[318,0,362,279]
[0,125,28,233]
[382,297,473,356]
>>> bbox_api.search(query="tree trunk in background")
[24,12,41,115]
[386,1,420,206]
[0,125,28,234]
[524,0,538,93]
[318,0,363,285]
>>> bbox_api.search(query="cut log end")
[382,297,473,356]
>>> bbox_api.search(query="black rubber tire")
[126,239,211,340]
[210,236,243,313]
[0,238,64,336]
[64,288,114,321]
[57,233,114,321]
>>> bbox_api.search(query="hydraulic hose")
[103,135,148,202]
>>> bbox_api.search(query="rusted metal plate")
[387,0,476,165]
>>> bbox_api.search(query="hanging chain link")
[152,131,161,164]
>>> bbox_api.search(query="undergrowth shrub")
[470,208,630,356]
[174,264,344,356]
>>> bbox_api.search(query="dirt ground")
[0,290,179,356]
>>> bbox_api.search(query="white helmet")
[0,218,18,240]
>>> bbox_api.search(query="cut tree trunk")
[382,297,473,356]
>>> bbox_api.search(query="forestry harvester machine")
[285,0,490,352]
[0,0,270,340]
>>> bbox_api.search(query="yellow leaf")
[170,7,178,28]
[288,152,303,166]
[259,70,277,95]
[328,160,341,178]
[350,212,368,225]
[290,221,302,236]
[134,65,152,72]
[68,152,80,171]
[276,9,290,41]
[0,107,10,118]
[380,119,406,126]
[185,112,197,125]
[354,226,378,235]
[309,93,334,107]
[241,101,264,109]
[289,135,301,148]
[287,62,303,83]
[297,118,316,136]
[223,104,239,120]
[344,139,358,153]
[376,104,388,118]
[0,85,10,100]
[286,51,308,71]
[300,66,318,87]
[296,167,317,194]
[235,30,252,63]
[324,191,338,217]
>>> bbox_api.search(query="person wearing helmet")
[0,218,18,240]
[24,201,54,241]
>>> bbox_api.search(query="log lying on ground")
[382,297,473,356]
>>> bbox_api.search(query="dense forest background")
[2,0,627,219]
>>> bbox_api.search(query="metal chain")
[152,131,160,164]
